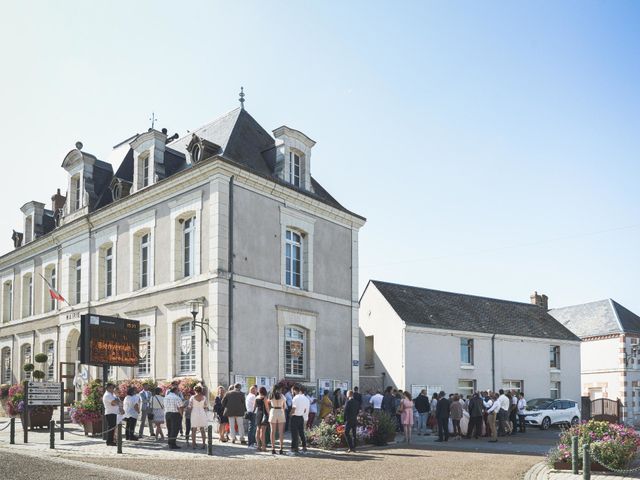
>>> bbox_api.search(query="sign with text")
[27,381,62,406]
[80,314,139,366]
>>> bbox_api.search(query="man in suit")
[435,391,450,442]
[344,390,360,452]
[353,386,363,410]
[466,392,484,439]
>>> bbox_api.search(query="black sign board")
[80,314,140,366]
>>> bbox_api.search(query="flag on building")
[38,273,68,305]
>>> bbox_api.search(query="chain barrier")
[0,422,12,432]
[589,448,640,475]
[63,423,120,438]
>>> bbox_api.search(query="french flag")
[38,273,68,305]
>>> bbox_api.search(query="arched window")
[1,347,11,384]
[284,327,305,378]
[70,174,82,212]
[176,320,196,375]
[43,341,55,380]
[137,327,151,377]
[2,281,12,322]
[21,344,32,381]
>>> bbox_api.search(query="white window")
[22,274,33,318]
[105,246,113,297]
[287,151,301,187]
[21,344,32,381]
[550,345,560,369]
[142,156,149,187]
[45,266,57,312]
[137,153,151,189]
[550,381,561,399]
[284,326,305,378]
[74,258,82,304]
[140,233,150,288]
[502,380,523,392]
[1,347,11,384]
[137,327,151,377]
[71,175,82,212]
[44,341,55,380]
[176,321,196,375]
[285,230,302,288]
[458,379,476,398]
[24,216,33,243]
[2,281,12,322]
[183,217,195,278]
[460,338,474,365]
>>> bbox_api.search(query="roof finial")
[239,87,245,110]
[149,112,157,130]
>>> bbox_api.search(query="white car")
[525,398,581,430]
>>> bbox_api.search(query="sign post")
[60,382,64,440]
[23,381,29,444]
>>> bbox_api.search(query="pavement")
[525,461,640,480]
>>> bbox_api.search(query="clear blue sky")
[1,1,638,312]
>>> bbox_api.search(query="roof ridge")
[549,298,612,311]
[371,279,539,308]
[608,298,624,333]
[167,107,243,147]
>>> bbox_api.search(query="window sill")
[550,368,562,373]
[460,365,475,370]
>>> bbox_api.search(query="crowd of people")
[102,380,528,452]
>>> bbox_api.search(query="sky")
[0,1,638,312]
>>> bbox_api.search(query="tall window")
[1,347,11,384]
[285,327,305,377]
[21,344,32,381]
[105,247,113,297]
[24,216,33,243]
[2,281,12,322]
[458,379,476,398]
[364,335,374,367]
[22,274,33,318]
[72,175,81,211]
[49,266,57,311]
[183,218,195,277]
[288,152,301,187]
[140,233,150,288]
[75,258,82,304]
[44,341,55,380]
[550,345,560,369]
[460,338,474,365]
[177,321,196,375]
[550,381,561,399]
[142,156,150,187]
[138,327,151,377]
[285,230,302,288]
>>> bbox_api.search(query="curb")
[523,461,550,480]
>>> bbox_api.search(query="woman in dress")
[214,386,229,442]
[254,386,270,452]
[268,385,286,455]
[400,391,414,443]
[430,392,439,435]
[319,390,333,420]
[150,387,165,440]
[189,385,208,449]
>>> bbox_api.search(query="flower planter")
[83,419,104,437]
[553,460,609,472]
[21,408,54,430]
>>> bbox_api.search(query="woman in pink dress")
[400,391,414,443]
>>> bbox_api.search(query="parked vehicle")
[525,398,581,430]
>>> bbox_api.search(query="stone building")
[359,281,581,401]
[0,102,365,402]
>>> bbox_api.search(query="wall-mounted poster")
[411,384,426,398]
[336,381,350,393]
[318,379,333,395]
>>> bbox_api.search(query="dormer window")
[287,152,301,188]
[141,154,150,188]
[73,175,81,211]
[112,183,122,201]
[24,216,33,243]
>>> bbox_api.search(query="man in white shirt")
[517,392,527,433]
[245,385,257,448]
[138,383,152,438]
[102,382,120,446]
[306,392,318,429]
[497,389,510,436]
[164,386,184,449]
[123,387,141,441]
[370,391,384,411]
[290,385,310,453]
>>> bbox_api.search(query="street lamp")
[624,344,639,367]
[189,299,209,345]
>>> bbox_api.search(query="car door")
[549,400,563,424]
[558,401,571,423]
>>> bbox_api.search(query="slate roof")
[549,299,640,338]
[369,280,580,341]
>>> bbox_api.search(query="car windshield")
[526,398,553,410]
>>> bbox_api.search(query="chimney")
[530,291,549,310]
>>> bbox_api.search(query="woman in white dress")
[189,385,209,449]
[150,387,165,440]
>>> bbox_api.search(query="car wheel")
[540,417,551,430]
[571,416,579,426]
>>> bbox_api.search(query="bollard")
[583,443,591,480]
[9,417,15,444]
[571,436,579,474]
[50,420,55,449]
[207,425,213,456]
[117,423,123,454]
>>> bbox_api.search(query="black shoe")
[169,444,181,449]
[489,440,498,443]
[106,442,117,446]
[272,449,276,455]
[434,439,443,442]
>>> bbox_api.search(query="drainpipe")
[491,334,496,392]
[227,176,234,385]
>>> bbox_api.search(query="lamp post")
[624,344,639,367]
[189,300,208,381]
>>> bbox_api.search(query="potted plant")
[70,380,104,436]
[7,382,54,429]
[33,353,48,381]
[0,383,10,416]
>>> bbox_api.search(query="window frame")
[49,266,57,311]
[137,326,152,377]
[105,246,113,298]
[182,217,195,278]
[140,233,150,288]
[73,175,81,211]
[457,379,476,398]
[550,345,561,369]
[21,344,32,381]
[176,320,196,376]
[285,229,303,288]
[284,326,306,378]
[142,156,150,188]
[460,337,474,365]
[75,257,82,304]
[288,151,301,187]
[1,347,11,384]
[43,341,55,381]
[3,281,12,322]
[550,381,561,399]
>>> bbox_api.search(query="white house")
[359,280,581,401]
[0,99,365,404]
[550,299,640,424]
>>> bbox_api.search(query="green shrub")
[32,370,45,380]
[23,363,34,372]
[34,353,48,364]
[370,411,396,446]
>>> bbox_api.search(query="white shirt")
[307,395,318,414]
[483,398,493,409]
[371,393,384,409]
[123,394,141,419]
[103,391,120,415]
[487,400,501,414]
[517,398,527,415]
[246,392,256,412]
[498,394,510,411]
[291,393,310,421]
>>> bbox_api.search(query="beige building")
[0,103,365,402]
